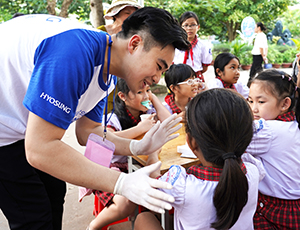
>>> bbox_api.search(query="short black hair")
[179,11,199,26]
[118,7,190,51]
[214,52,240,77]
[165,64,196,95]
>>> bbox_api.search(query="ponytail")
[211,157,248,229]
[185,88,253,230]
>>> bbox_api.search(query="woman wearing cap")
[97,0,141,35]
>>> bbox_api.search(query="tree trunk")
[59,0,74,18]
[90,0,105,28]
[47,0,56,15]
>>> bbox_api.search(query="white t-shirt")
[251,32,268,55]
[173,39,212,72]
[0,14,116,146]
[158,160,264,230]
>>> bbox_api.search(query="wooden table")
[128,124,201,174]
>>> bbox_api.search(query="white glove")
[113,161,174,213]
[130,113,182,156]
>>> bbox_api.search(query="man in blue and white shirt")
[0,8,190,230]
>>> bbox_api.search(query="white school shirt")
[251,32,268,55]
[158,161,264,230]
[207,78,249,99]
[246,119,300,200]
[0,14,116,147]
[173,39,212,72]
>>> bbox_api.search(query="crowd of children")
[81,7,300,230]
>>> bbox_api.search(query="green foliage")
[144,0,297,42]
[0,0,91,23]
[267,44,297,64]
[291,38,300,51]
[212,42,231,59]
[239,50,252,66]
[281,47,298,63]
[278,7,300,39]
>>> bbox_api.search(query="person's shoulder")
[207,78,222,89]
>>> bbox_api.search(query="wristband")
[129,140,139,156]
[113,172,126,195]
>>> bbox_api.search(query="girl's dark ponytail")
[211,157,248,229]
[186,88,253,230]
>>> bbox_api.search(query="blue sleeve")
[23,29,104,129]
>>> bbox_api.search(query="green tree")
[0,0,92,22]
[278,7,300,39]
[145,0,297,42]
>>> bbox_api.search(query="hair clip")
[282,75,285,79]
[289,77,291,81]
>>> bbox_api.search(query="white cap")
[104,0,141,19]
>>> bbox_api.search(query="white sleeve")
[246,119,272,156]
[242,153,266,182]
[158,165,187,207]
[207,78,223,89]
[200,41,213,65]
[235,81,249,99]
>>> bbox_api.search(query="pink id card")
[78,133,115,202]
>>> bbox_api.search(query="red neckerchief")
[275,111,295,122]
[216,76,237,91]
[183,35,198,66]
[187,163,247,181]
[126,108,142,126]
[164,94,182,114]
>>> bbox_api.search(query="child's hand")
[197,82,206,94]
[137,114,156,133]
[130,113,182,156]
[177,111,186,123]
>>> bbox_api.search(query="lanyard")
[103,35,115,141]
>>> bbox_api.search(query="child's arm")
[150,93,171,121]
[108,114,156,139]
[146,149,162,179]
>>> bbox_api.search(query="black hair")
[114,78,136,130]
[165,64,196,95]
[214,52,240,77]
[257,22,267,31]
[250,69,300,128]
[118,7,190,51]
[186,88,253,229]
[179,11,200,26]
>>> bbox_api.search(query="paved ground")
[0,65,293,230]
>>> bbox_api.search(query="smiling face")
[120,84,152,116]
[181,17,199,41]
[123,41,175,94]
[173,76,199,99]
[248,81,283,120]
[216,58,240,85]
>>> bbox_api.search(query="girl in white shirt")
[248,22,268,86]
[247,69,300,229]
[207,52,249,99]
[135,88,264,230]
[173,11,212,85]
